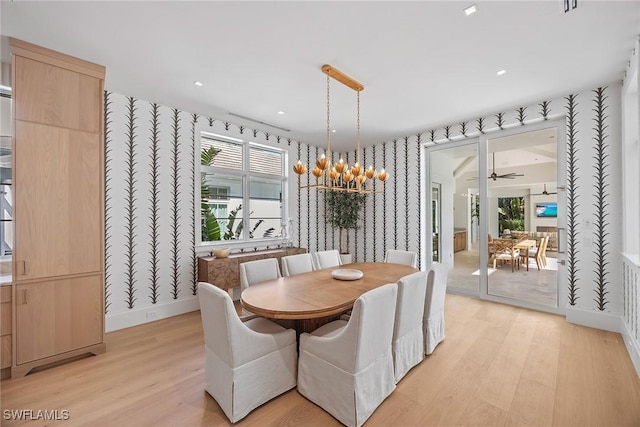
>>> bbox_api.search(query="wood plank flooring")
[1,294,639,426]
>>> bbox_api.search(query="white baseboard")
[565,306,621,333]
[621,319,640,378]
[106,297,200,332]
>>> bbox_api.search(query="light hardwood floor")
[1,294,639,426]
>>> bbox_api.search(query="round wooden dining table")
[241,262,418,332]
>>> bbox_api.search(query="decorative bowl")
[212,248,231,258]
[332,269,363,281]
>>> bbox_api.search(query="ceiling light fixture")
[277,111,285,115]
[293,64,388,194]
[464,4,478,16]
[194,81,203,86]
[497,69,507,76]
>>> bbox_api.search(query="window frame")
[197,131,289,249]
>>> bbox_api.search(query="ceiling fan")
[468,152,525,181]
[531,183,558,195]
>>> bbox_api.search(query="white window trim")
[196,131,289,252]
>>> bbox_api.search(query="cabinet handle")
[21,260,27,275]
[22,289,28,304]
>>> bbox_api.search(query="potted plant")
[326,189,366,263]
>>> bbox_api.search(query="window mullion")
[243,143,250,242]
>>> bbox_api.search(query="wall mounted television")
[535,202,557,218]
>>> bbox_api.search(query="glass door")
[427,141,480,295]
[482,122,566,313]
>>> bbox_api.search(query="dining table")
[514,239,537,271]
[240,262,418,333]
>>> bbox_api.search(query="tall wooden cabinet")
[10,38,106,377]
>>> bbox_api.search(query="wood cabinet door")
[14,121,102,280]
[15,275,103,365]
[14,56,102,133]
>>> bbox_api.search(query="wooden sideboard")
[198,248,307,291]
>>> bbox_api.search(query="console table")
[198,247,307,291]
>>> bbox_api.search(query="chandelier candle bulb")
[293,160,307,175]
[378,169,389,182]
[316,154,329,170]
[365,166,376,179]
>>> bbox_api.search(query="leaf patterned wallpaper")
[104,82,622,330]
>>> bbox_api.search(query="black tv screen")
[535,202,557,217]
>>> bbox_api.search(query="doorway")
[426,119,567,314]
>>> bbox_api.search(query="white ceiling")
[1,1,638,153]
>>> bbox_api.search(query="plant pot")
[339,253,353,265]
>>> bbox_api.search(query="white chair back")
[424,263,448,355]
[312,249,342,270]
[384,249,418,267]
[239,258,281,292]
[198,282,297,423]
[392,271,428,382]
[281,253,315,276]
[297,283,398,427]
[198,281,238,366]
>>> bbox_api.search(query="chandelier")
[293,64,388,194]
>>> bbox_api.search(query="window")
[199,132,287,245]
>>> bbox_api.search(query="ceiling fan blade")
[496,173,524,179]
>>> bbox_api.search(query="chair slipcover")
[298,283,398,427]
[384,249,418,268]
[392,270,428,383]
[281,253,315,276]
[239,258,281,292]
[424,264,448,355]
[197,282,297,423]
[312,250,342,270]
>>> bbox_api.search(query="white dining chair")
[281,253,315,276]
[424,263,448,355]
[312,249,342,270]
[239,258,281,292]
[298,283,398,427]
[384,249,418,268]
[392,270,428,383]
[197,282,297,423]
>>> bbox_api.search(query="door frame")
[424,118,567,315]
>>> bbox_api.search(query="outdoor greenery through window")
[498,197,525,234]
[200,133,286,244]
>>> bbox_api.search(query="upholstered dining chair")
[312,249,342,270]
[392,270,428,383]
[384,249,418,268]
[298,283,398,427]
[239,258,281,292]
[424,263,448,355]
[197,282,297,423]
[281,253,315,277]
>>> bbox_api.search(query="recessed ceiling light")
[194,81,203,87]
[464,4,477,16]
[332,129,337,133]
[497,69,507,76]
[277,111,285,115]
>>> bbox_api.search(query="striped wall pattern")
[104,93,305,317]
[104,82,622,323]
[592,88,611,311]
[104,91,113,314]
[170,108,182,300]
[565,94,580,306]
[148,103,160,304]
